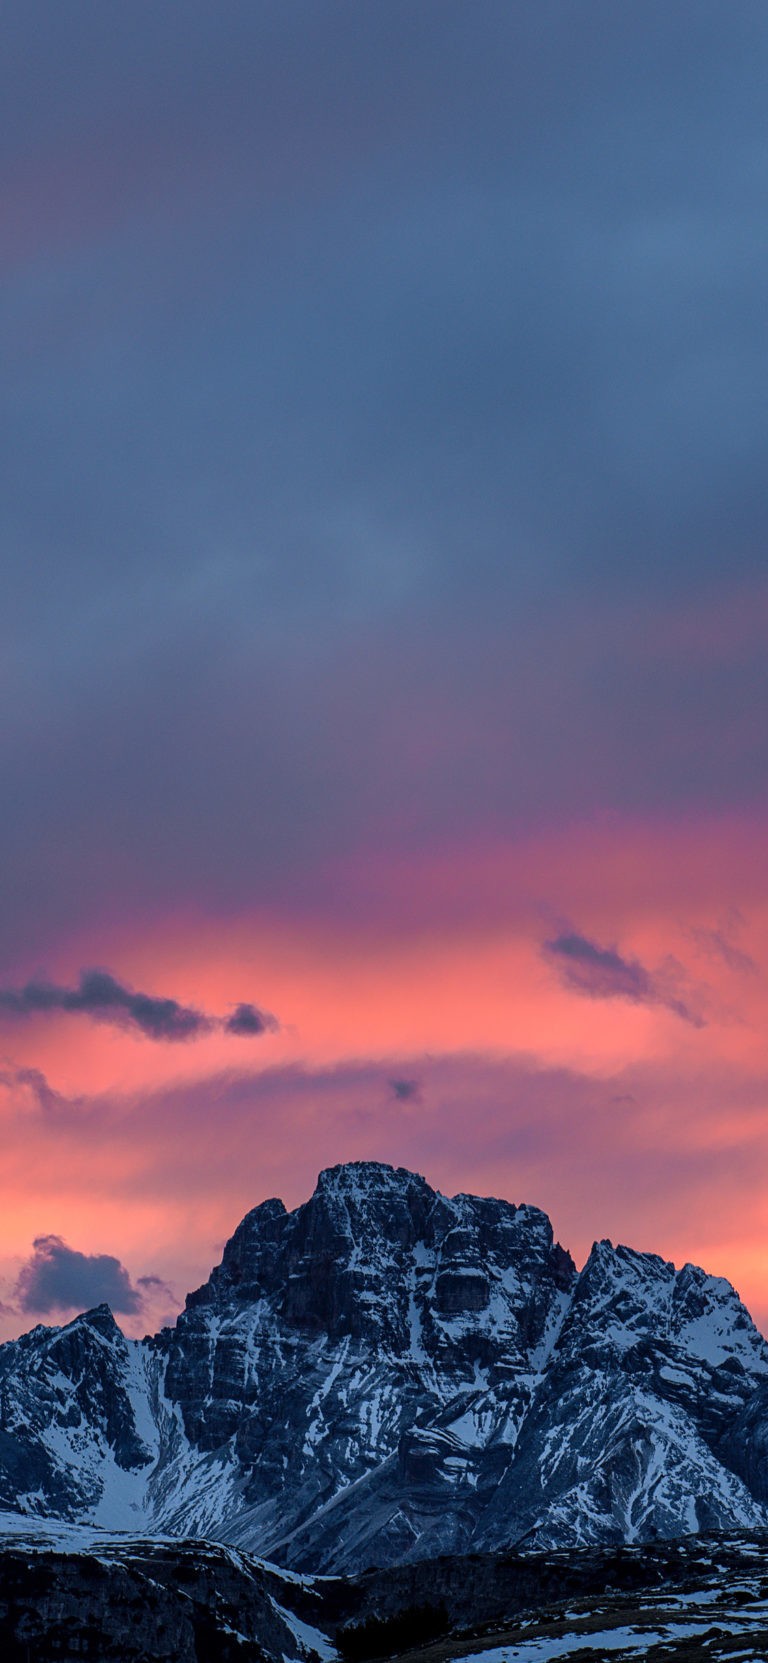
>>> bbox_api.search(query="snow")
[656,1364,692,1386]
[530,1288,572,1369]
[407,1268,430,1365]
[303,1340,351,1455]
[462,1584,768,1661]
[275,1606,337,1661]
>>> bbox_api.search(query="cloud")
[0,5,767,977]
[688,923,757,977]
[543,930,704,1027]
[389,1077,423,1103]
[0,969,278,1043]
[0,1065,67,1113]
[136,1272,177,1303]
[224,1002,278,1036]
[15,1235,144,1315]
[0,969,209,1041]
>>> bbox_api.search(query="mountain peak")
[315,1158,424,1190]
[560,1235,768,1376]
[80,1303,122,1332]
[3,1164,767,1572]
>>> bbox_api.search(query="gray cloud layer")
[0,970,277,1042]
[543,931,704,1027]
[1,5,767,963]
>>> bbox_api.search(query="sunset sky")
[2,2,768,1340]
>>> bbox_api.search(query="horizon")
[4,1157,766,1347]
[2,4,768,1344]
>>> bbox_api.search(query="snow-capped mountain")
[1,1161,767,1572]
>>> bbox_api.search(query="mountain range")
[1,1160,767,1575]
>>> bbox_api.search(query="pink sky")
[2,809,767,1339]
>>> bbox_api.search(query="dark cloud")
[389,1078,422,1103]
[0,970,278,1042]
[225,1002,278,1036]
[15,1236,143,1315]
[543,931,704,1028]
[0,969,209,1040]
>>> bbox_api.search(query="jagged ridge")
[0,1161,767,1572]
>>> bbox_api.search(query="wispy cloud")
[688,921,758,977]
[136,1272,177,1304]
[543,930,704,1027]
[0,969,278,1043]
[0,1065,68,1113]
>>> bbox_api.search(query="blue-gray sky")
[2,1,767,961]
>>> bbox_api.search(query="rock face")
[1,1161,767,1572]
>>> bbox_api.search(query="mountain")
[1,1161,767,1573]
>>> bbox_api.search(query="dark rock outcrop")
[3,1519,768,1663]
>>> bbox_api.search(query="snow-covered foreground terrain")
[0,1508,336,1662]
[460,1577,768,1661]
[1,1162,768,1573]
[2,1513,768,1660]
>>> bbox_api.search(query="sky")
[1,0,768,1339]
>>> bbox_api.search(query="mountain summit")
[1,1161,767,1572]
